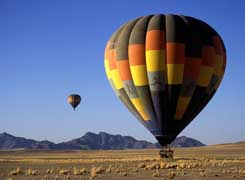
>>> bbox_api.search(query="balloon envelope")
[68,94,81,110]
[104,14,226,146]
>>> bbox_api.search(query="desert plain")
[0,142,244,180]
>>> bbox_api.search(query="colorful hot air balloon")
[67,94,81,110]
[104,14,226,149]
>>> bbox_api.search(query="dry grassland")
[0,143,244,180]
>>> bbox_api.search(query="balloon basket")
[159,146,173,160]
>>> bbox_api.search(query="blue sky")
[1,0,244,145]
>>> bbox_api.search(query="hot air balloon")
[104,14,226,158]
[67,94,81,110]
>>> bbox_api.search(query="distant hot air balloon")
[104,14,226,157]
[67,94,81,110]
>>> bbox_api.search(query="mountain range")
[0,132,205,150]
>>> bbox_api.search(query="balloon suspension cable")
[159,145,174,160]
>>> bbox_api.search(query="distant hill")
[211,141,245,147]
[0,132,56,150]
[170,136,205,147]
[0,132,205,150]
[235,141,245,145]
[58,132,157,150]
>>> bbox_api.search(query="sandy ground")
[0,143,244,180]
